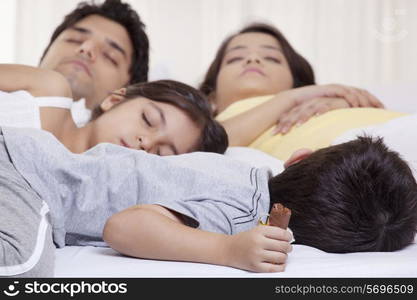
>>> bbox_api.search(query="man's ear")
[100,88,127,112]
[284,148,314,169]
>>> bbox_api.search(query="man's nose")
[77,40,97,61]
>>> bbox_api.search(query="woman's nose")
[246,56,261,65]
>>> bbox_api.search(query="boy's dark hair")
[199,22,315,111]
[91,80,228,154]
[40,0,148,84]
[269,136,417,253]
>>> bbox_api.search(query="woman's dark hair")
[269,136,417,253]
[92,80,228,154]
[199,22,315,106]
[40,0,149,84]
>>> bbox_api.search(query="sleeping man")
[0,125,416,277]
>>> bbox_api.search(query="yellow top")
[216,95,406,161]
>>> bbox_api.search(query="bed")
[55,83,417,277]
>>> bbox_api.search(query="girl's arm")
[220,84,383,147]
[103,204,292,273]
[0,64,72,98]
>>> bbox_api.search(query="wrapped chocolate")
[267,203,291,229]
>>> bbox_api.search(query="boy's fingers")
[262,250,288,265]
[260,225,293,242]
[264,238,292,253]
[258,262,286,273]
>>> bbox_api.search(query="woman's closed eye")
[66,38,82,44]
[264,56,281,63]
[226,57,244,64]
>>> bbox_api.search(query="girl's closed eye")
[142,112,152,127]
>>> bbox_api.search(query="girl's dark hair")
[40,0,149,84]
[268,136,417,253]
[92,80,228,154]
[199,22,315,106]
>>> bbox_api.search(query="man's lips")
[67,60,92,77]
[241,68,265,76]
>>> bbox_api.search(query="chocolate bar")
[268,203,291,229]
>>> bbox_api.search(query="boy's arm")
[103,204,292,273]
[0,64,72,98]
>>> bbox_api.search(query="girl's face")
[215,32,294,112]
[91,93,202,155]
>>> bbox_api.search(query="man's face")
[39,14,133,109]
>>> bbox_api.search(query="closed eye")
[226,57,243,64]
[264,56,281,63]
[66,38,82,44]
[142,113,152,127]
[104,53,118,66]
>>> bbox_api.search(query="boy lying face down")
[104,136,417,272]
[0,125,416,277]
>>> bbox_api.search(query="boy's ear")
[284,148,314,169]
[100,88,127,112]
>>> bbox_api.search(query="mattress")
[55,239,417,277]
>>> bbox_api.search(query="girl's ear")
[100,88,127,112]
[284,148,313,169]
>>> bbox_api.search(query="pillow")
[224,146,284,176]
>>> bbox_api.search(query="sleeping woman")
[198,23,408,160]
[0,64,227,155]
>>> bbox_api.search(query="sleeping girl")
[0,64,227,154]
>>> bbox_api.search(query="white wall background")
[0,0,416,89]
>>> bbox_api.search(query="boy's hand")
[225,225,293,273]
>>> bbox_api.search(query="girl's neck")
[60,123,94,153]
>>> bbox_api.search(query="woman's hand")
[225,225,293,272]
[273,84,384,134]
[274,97,348,134]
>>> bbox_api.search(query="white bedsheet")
[55,239,417,277]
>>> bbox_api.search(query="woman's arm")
[220,84,383,147]
[103,204,292,273]
[0,64,72,98]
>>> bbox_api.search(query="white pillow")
[224,147,284,176]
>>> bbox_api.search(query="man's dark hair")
[269,136,417,253]
[199,22,315,112]
[40,0,148,84]
[91,80,228,154]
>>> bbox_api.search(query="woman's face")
[91,95,202,155]
[215,32,294,112]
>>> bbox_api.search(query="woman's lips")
[241,67,265,76]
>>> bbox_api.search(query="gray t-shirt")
[1,127,272,248]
